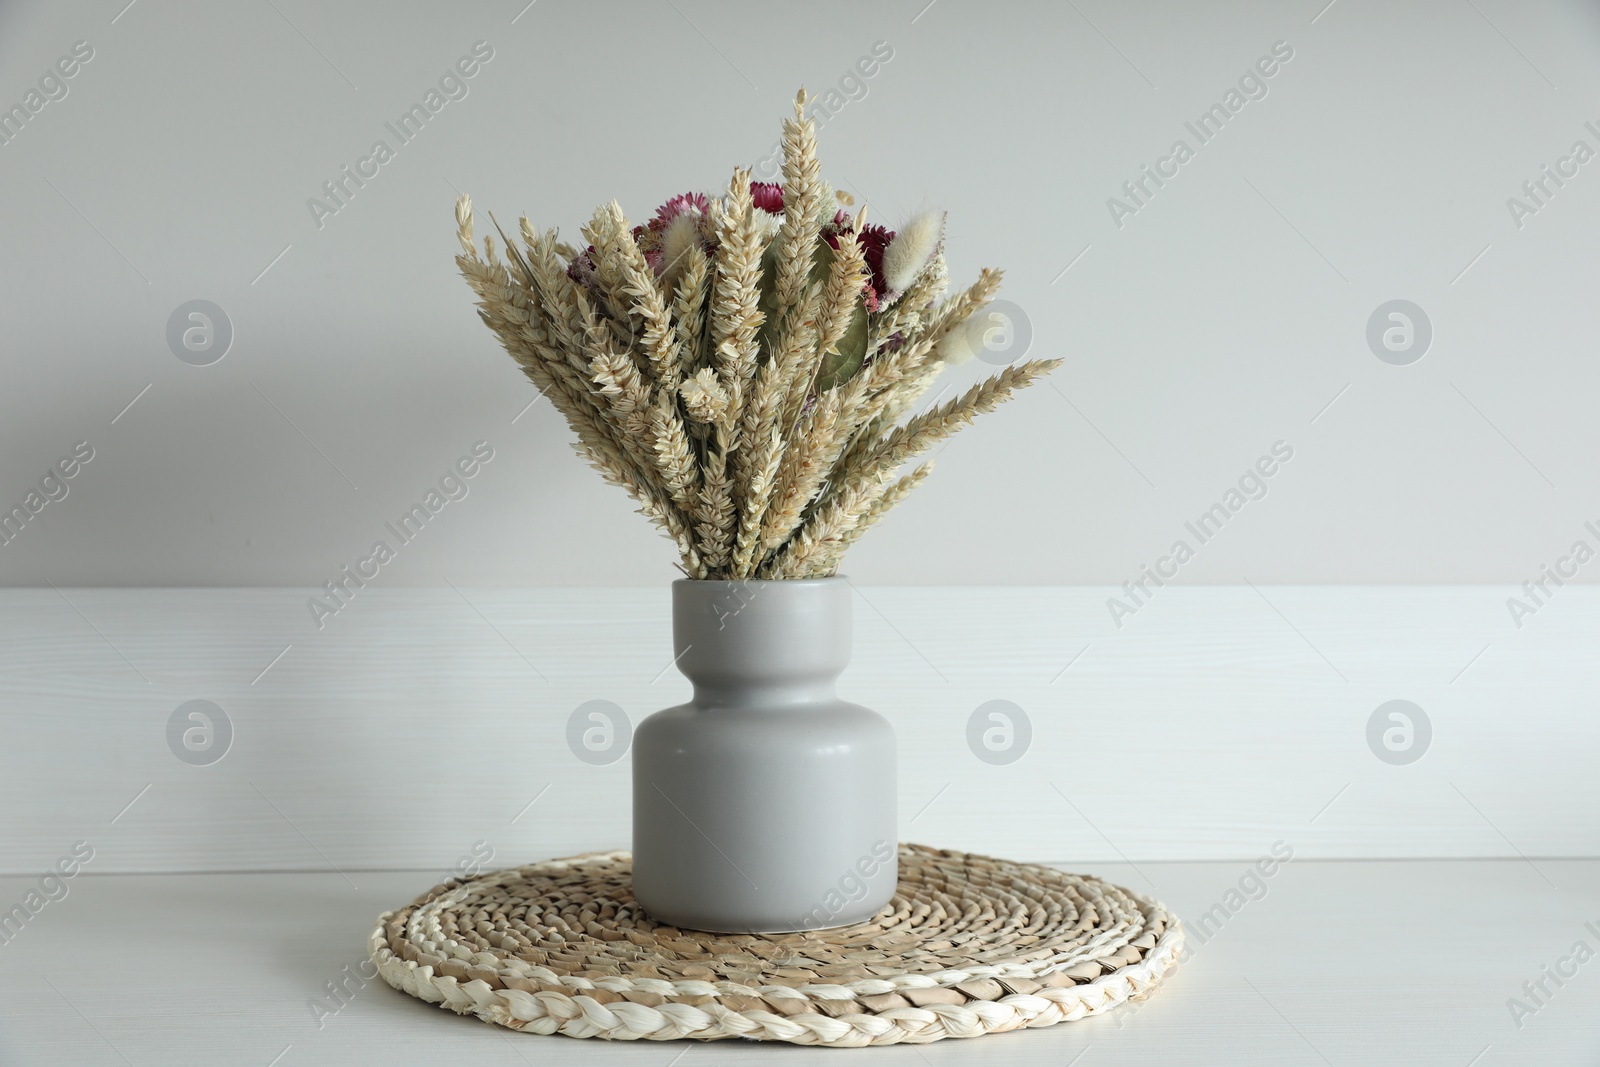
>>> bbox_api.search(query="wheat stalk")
[817,459,936,573]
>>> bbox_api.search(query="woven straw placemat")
[370,843,1183,1046]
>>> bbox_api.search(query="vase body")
[631,577,898,933]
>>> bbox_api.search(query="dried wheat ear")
[455,89,1059,580]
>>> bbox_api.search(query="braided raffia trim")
[370,921,1181,1044]
[369,846,1183,1046]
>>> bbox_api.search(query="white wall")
[4,2,1597,876]
[3,0,1599,586]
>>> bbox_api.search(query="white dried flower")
[882,209,945,295]
[935,324,976,366]
[658,212,703,289]
[753,208,783,244]
[679,366,730,423]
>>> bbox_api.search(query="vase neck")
[671,578,851,707]
[685,678,838,708]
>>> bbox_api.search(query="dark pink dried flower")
[750,181,785,214]
[653,192,709,228]
[855,224,893,295]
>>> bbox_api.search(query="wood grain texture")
[1,586,1595,875]
[1,861,1596,1064]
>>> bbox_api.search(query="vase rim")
[672,575,848,588]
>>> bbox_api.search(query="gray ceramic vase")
[631,577,898,933]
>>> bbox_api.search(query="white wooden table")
[4,859,1595,1065]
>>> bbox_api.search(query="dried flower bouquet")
[454,90,1058,579]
